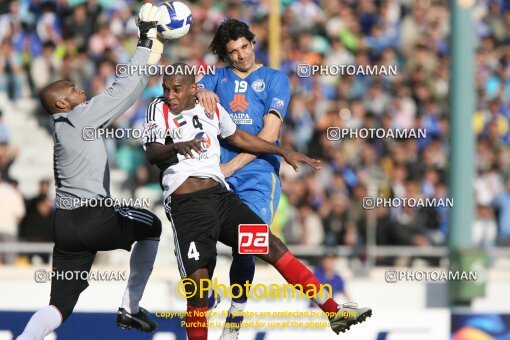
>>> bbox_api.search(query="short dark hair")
[209,18,255,62]
[163,63,195,85]
[42,41,55,50]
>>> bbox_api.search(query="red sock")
[274,251,339,314]
[186,305,208,340]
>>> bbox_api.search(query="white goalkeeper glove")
[137,3,164,65]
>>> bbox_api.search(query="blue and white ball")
[157,1,193,40]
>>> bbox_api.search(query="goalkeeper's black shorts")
[50,205,161,299]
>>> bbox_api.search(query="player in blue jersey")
[197,19,290,339]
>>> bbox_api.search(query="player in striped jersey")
[143,64,372,340]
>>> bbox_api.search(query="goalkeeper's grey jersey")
[52,47,150,209]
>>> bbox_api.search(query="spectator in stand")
[0,110,9,145]
[0,143,18,183]
[30,41,61,93]
[61,4,94,50]
[0,178,25,264]
[310,251,351,309]
[472,205,497,249]
[88,22,118,60]
[0,38,24,101]
[322,194,349,247]
[493,178,510,245]
[297,202,325,246]
[36,2,61,45]
[19,179,54,264]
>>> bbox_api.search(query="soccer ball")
[157,1,193,40]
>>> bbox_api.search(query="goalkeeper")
[16,4,164,339]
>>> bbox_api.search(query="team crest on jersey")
[204,110,214,120]
[251,79,265,92]
[195,131,211,151]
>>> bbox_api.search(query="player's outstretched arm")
[77,4,164,128]
[144,138,206,164]
[224,129,321,171]
[221,113,281,177]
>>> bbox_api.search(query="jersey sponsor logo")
[238,224,269,254]
[195,131,211,151]
[271,97,285,111]
[221,78,227,84]
[251,79,265,92]
[229,93,249,112]
[229,113,253,125]
[173,114,187,127]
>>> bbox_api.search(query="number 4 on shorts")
[188,241,200,261]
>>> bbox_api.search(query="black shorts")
[51,205,161,299]
[165,184,263,278]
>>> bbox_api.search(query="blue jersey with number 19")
[198,66,290,175]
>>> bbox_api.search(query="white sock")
[17,305,62,340]
[229,300,247,314]
[221,300,247,337]
[121,239,159,314]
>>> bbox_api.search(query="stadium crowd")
[1,0,510,265]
